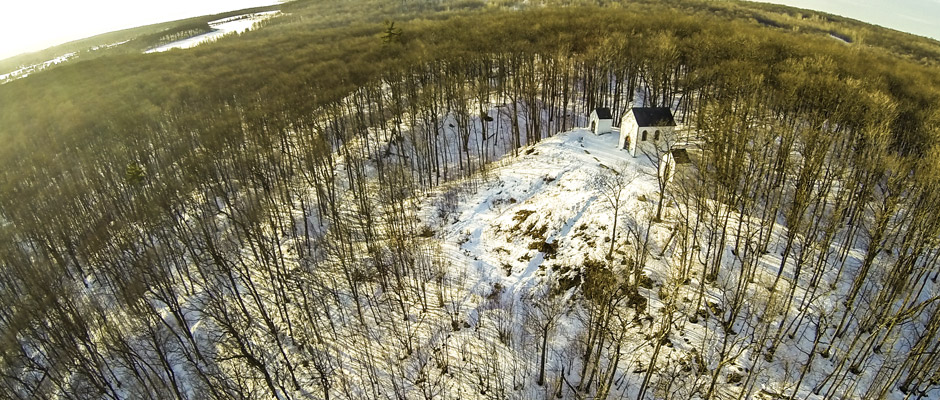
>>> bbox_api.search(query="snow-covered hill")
[412,125,935,399]
[411,127,712,398]
[431,128,661,301]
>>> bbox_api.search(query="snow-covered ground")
[433,128,658,299]
[411,121,934,399]
[413,127,697,398]
[145,11,279,53]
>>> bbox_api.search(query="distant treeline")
[133,21,214,49]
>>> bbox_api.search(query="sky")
[1,0,939,61]
[0,0,282,60]
[755,0,940,40]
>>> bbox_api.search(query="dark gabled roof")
[671,148,692,164]
[631,107,675,127]
[592,107,612,120]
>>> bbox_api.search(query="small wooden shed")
[659,148,692,184]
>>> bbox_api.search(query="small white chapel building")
[619,107,676,157]
[589,107,613,135]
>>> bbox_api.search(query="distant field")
[0,4,282,78]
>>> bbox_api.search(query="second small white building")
[619,107,676,157]
[589,107,613,135]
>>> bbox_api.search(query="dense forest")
[2,0,940,398]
